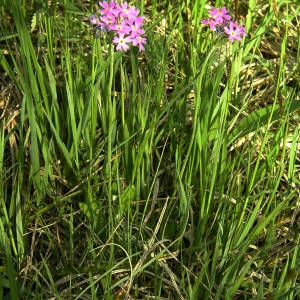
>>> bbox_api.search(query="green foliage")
[0,0,299,298]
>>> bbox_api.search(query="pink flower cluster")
[90,1,146,51]
[201,7,246,42]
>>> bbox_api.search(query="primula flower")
[100,14,117,29]
[111,20,131,34]
[131,16,145,27]
[113,34,131,51]
[224,21,246,42]
[118,2,133,18]
[89,14,99,25]
[128,22,145,37]
[201,18,218,31]
[201,6,246,42]
[99,1,118,16]
[90,1,146,51]
[209,7,231,24]
[127,6,140,19]
[131,35,146,51]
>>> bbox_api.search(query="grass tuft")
[0,0,299,298]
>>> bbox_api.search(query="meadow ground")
[0,0,300,299]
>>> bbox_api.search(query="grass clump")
[0,0,300,298]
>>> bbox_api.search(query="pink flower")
[224,21,246,42]
[131,35,146,51]
[132,16,145,27]
[99,1,118,16]
[128,22,145,37]
[201,6,246,43]
[127,6,140,19]
[89,14,99,25]
[90,1,146,52]
[100,14,116,29]
[201,18,218,31]
[110,20,131,34]
[118,2,130,18]
[113,34,132,51]
[209,7,231,24]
